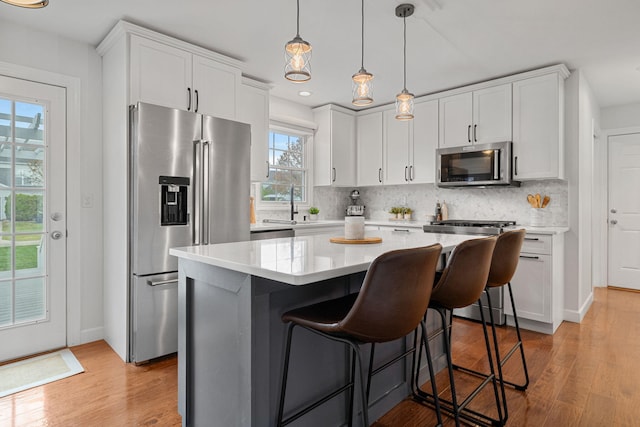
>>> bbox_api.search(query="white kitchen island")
[169,230,476,427]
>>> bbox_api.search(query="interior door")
[0,75,66,362]
[608,133,640,289]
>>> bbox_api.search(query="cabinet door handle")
[473,124,477,142]
[467,125,471,143]
[332,167,336,182]
[393,228,410,233]
[519,255,540,260]
[187,88,192,111]
[194,89,199,112]
[266,160,270,178]
[405,166,409,182]
[378,168,382,183]
[524,237,540,241]
[409,165,414,181]
[514,156,518,176]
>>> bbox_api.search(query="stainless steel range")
[423,219,517,325]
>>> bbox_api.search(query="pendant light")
[284,0,312,82]
[0,0,48,7]
[352,0,373,106]
[395,4,415,121]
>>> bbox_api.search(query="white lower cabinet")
[294,225,343,236]
[505,232,565,334]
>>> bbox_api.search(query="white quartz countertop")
[250,220,344,232]
[170,230,477,286]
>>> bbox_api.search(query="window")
[261,129,308,204]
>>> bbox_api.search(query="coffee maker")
[346,189,365,216]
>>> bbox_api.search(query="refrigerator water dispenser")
[159,176,189,226]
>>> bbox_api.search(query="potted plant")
[308,206,319,221]
[389,207,402,219]
[403,207,413,220]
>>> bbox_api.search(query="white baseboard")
[79,327,104,344]
[563,292,594,323]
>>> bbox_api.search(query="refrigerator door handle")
[202,140,210,245]
[193,140,203,245]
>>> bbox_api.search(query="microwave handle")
[493,149,500,180]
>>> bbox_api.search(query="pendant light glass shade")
[284,0,312,82]
[395,4,415,120]
[352,0,373,106]
[395,89,415,120]
[352,69,374,106]
[0,0,48,7]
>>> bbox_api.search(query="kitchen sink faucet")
[290,184,298,221]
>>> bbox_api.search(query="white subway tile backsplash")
[313,180,568,227]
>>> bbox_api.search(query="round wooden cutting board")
[329,237,383,244]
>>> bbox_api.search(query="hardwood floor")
[1,287,639,426]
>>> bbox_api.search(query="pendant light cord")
[296,0,300,37]
[403,13,407,91]
[360,0,365,69]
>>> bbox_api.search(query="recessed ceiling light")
[298,91,312,97]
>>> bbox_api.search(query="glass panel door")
[0,99,47,329]
[0,75,66,362]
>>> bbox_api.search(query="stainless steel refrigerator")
[129,102,250,363]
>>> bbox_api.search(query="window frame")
[256,123,313,211]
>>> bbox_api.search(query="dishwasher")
[250,228,295,240]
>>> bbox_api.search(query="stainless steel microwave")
[436,141,519,187]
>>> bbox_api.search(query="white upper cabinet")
[411,100,438,184]
[130,35,192,111]
[192,55,239,120]
[130,34,239,120]
[438,92,472,148]
[383,109,412,185]
[238,79,270,182]
[313,105,356,187]
[439,83,512,147]
[356,112,383,186]
[512,73,565,180]
[383,100,438,185]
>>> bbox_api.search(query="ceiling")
[2,0,640,110]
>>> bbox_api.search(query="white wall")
[564,70,600,322]
[0,19,104,344]
[601,102,640,129]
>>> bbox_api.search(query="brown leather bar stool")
[276,244,444,427]
[414,235,504,427]
[453,229,529,420]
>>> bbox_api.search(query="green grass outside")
[0,245,38,271]
[1,220,43,241]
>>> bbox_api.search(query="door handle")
[473,124,477,142]
[266,160,270,178]
[332,168,336,182]
[187,88,192,111]
[50,212,63,221]
[378,168,382,183]
[409,165,414,181]
[404,166,408,182]
[519,255,540,260]
[147,279,178,287]
[467,125,471,143]
[194,89,199,113]
[610,208,617,213]
[610,219,618,225]
[51,230,63,240]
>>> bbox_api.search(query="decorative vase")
[309,214,318,221]
[396,213,403,219]
[404,213,412,220]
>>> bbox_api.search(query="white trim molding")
[564,291,594,323]
[0,60,82,347]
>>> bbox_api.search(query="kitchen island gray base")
[177,258,446,427]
